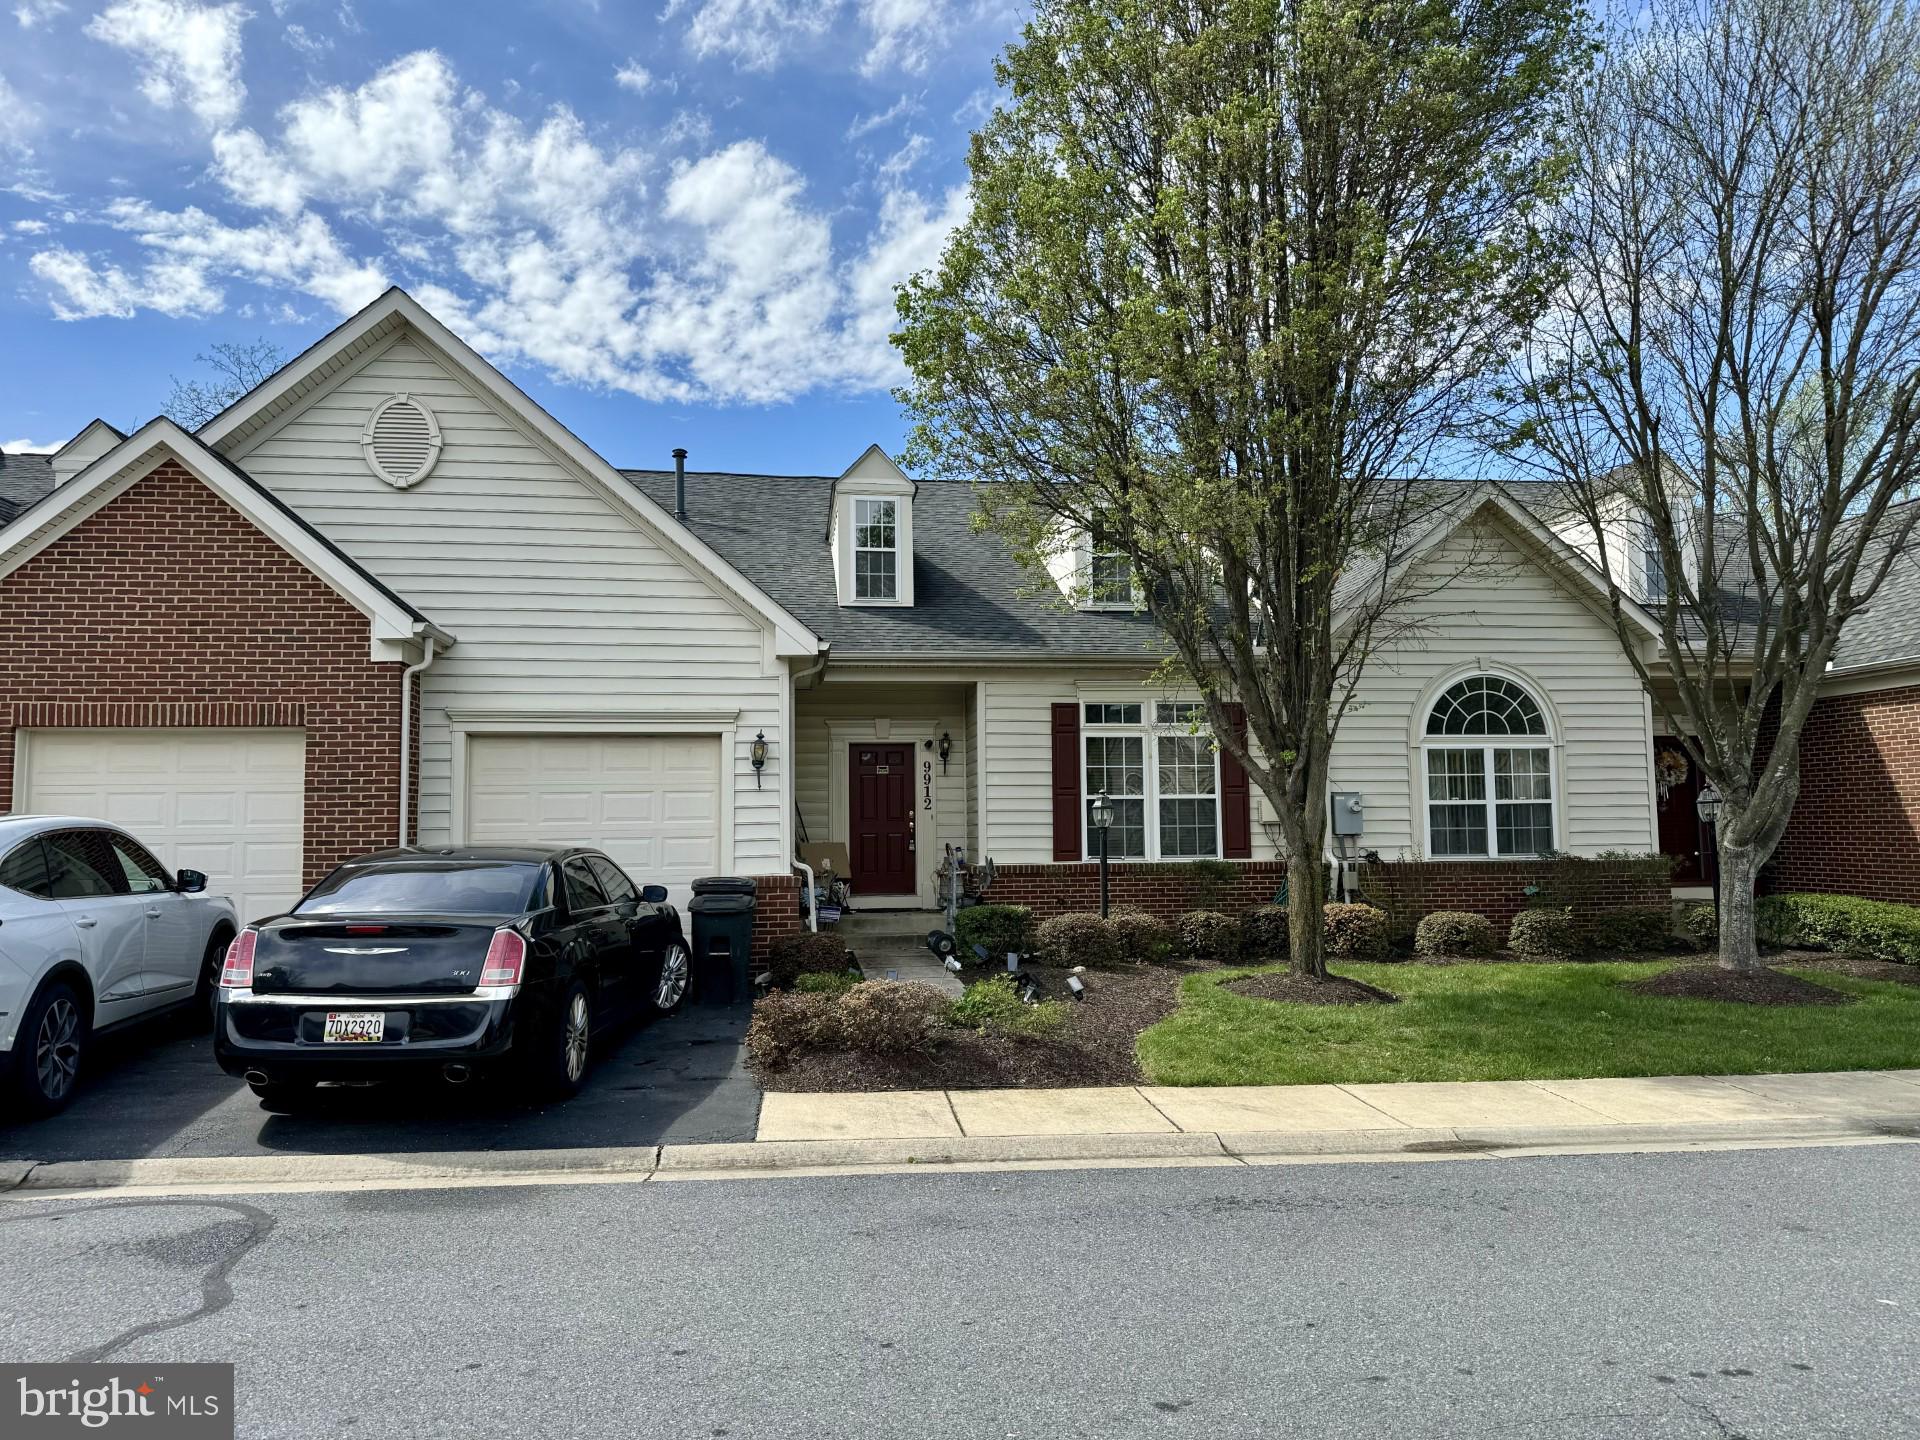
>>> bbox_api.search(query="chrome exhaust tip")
[243,1070,270,1087]
[442,1063,472,1085]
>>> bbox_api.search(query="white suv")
[0,816,239,1115]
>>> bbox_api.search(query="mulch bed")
[1224,972,1399,1006]
[1789,954,1920,988]
[1623,963,1856,1006]
[756,962,1187,1093]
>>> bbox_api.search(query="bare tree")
[898,0,1584,977]
[164,340,284,430]
[1507,0,1920,970]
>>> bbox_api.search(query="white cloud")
[85,0,250,129]
[858,0,946,75]
[847,93,916,140]
[11,218,51,233]
[0,72,38,150]
[878,132,929,181]
[670,0,837,72]
[283,21,329,56]
[613,59,652,93]
[3,437,61,452]
[13,0,67,28]
[26,46,968,403]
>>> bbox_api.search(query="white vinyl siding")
[231,334,788,872]
[21,728,305,922]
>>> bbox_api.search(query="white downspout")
[399,635,438,847]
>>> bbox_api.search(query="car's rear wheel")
[650,941,691,1016]
[195,929,233,1024]
[9,979,89,1117]
[527,980,593,1099]
[248,1079,316,1111]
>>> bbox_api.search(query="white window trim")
[1081,529,1139,612]
[1418,739,1559,860]
[852,496,900,603]
[1080,703,1223,861]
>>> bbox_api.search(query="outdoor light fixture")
[1090,789,1115,919]
[1695,783,1723,935]
[938,730,952,773]
[1066,974,1087,1001]
[1694,784,1721,826]
[750,730,768,788]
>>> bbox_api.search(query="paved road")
[4,1144,1916,1438]
[0,999,760,1162]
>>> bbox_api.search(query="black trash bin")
[689,876,758,1004]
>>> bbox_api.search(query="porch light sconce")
[1089,790,1115,919]
[1695,783,1722,937]
[938,731,952,773]
[750,730,769,788]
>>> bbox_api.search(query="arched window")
[1422,675,1554,857]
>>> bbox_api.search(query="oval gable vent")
[361,394,443,488]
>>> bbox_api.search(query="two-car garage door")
[21,729,306,924]
[465,734,721,904]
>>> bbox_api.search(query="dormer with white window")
[1044,510,1143,611]
[828,444,917,607]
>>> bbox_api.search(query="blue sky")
[0,0,1019,473]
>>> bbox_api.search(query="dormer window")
[854,498,899,601]
[1088,518,1133,607]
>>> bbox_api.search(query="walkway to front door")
[850,742,916,896]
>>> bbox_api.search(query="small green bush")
[744,991,839,1070]
[766,931,855,988]
[1676,902,1718,951]
[954,903,1035,962]
[1177,910,1241,964]
[1757,892,1920,964]
[1324,903,1391,959]
[1413,910,1495,959]
[1583,905,1675,955]
[1508,907,1579,957]
[836,981,951,1053]
[1240,904,1291,960]
[793,969,862,996]
[1109,906,1176,963]
[1036,912,1123,968]
[948,974,1069,1038]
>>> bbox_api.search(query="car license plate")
[323,1011,386,1044]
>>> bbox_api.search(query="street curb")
[7,1112,1916,1196]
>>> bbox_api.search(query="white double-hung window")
[853,498,898,600]
[1083,701,1220,860]
[1421,675,1556,858]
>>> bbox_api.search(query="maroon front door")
[1654,736,1707,883]
[850,744,916,896]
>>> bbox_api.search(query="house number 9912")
[922,760,934,810]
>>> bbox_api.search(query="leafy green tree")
[895,0,1584,977]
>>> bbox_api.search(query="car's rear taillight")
[480,929,526,989]
[220,928,258,988]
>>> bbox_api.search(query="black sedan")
[213,846,692,1107]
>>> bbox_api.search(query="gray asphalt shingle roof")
[0,451,54,526]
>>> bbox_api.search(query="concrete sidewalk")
[758,1069,1920,1144]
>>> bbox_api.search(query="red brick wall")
[749,872,804,962]
[0,460,407,887]
[1766,684,1920,903]
[991,857,1670,938]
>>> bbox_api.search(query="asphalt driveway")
[0,999,761,1164]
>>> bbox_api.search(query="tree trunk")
[1715,839,1762,973]
[1287,847,1328,980]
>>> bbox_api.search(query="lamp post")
[1695,782,1722,937]
[1089,790,1114,919]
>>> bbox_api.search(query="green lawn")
[1135,961,1920,1087]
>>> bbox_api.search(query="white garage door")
[465,735,722,903]
[22,729,306,924]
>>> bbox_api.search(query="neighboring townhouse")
[0,287,1898,954]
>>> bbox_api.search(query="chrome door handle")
[74,917,97,929]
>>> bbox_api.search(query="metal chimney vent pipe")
[672,446,688,520]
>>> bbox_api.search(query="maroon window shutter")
[1050,702,1083,861]
[1221,703,1253,859]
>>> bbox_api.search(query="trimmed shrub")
[1109,906,1176,963]
[1508,907,1579,957]
[793,969,861,996]
[1036,912,1123,969]
[1756,892,1920,964]
[1324,903,1391,959]
[1178,910,1241,965]
[836,981,951,1053]
[766,931,855,988]
[1584,905,1674,955]
[954,903,1036,963]
[1240,904,1291,960]
[949,974,1069,1038]
[1675,902,1718,951]
[744,991,839,1070]
[1413,910,1495,959]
